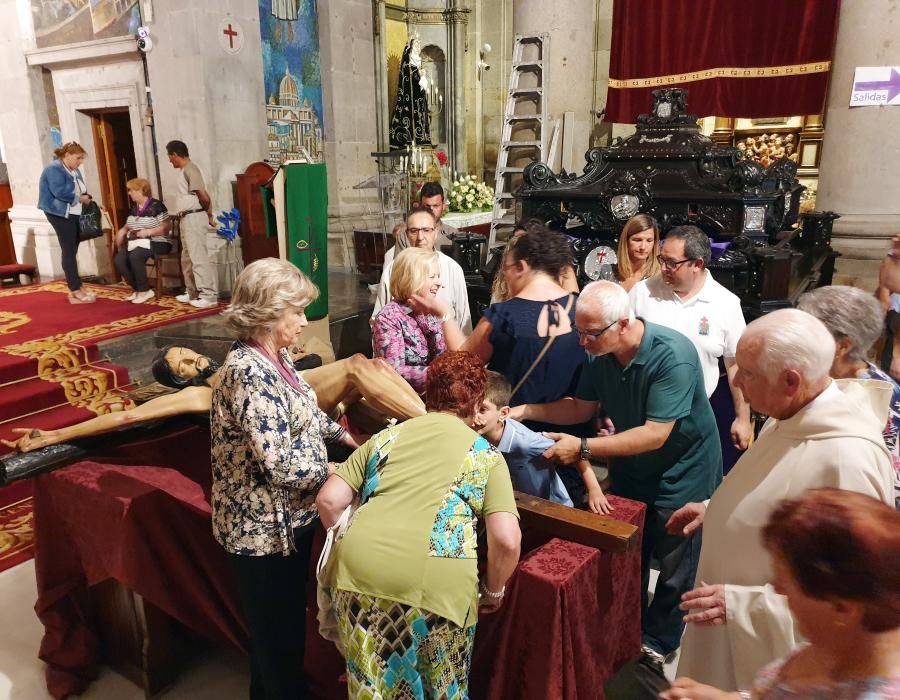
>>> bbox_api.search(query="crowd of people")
[20,171,900,698]
[37,139,218,307]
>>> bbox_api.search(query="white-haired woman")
[371,247,464,394]
[798,285,900,508]
[211,258,358,698]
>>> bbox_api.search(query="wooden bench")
[0,263,36,287]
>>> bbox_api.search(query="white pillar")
[816,0,900,266]
[319,0,381,268]
[0,0,59,277]
[513,0,595,171]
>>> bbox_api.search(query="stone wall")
[319,0,383,269]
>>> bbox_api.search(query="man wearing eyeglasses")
[629,225,751,450]
[510,280,722,663]
[372,209,472,333]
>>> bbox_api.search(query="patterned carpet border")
[0,281,223,348]
[0,496,34,572]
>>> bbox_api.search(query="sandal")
[68,290,96,304]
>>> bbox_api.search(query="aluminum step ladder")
[488,33,550,258]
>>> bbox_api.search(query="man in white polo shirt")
[630,225,751,449]
[372,209,472,333]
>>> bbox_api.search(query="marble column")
[513,0,595,172]
[816,0,900,267]
[319,0,382,267]
[0,0,58,278]
[448,1,469,174]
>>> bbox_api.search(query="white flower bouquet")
[448,175,494,213]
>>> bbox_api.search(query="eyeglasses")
[657,255,694,271]
[575,318,620,341]
[407,227,435,235]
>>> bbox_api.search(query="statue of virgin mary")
[389,38,432,148]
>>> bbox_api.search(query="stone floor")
[0,560,678,699]
[0,560,250,700]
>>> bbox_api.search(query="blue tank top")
[484,294,593,437]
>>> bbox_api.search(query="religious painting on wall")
[31,0,140,49]
[258,0,325,166]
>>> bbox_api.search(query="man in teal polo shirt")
[511,280,722,662]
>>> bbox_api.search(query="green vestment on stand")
[277,163,328,320]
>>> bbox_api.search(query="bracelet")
[478,580,505,599]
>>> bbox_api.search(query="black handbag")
[604,654,671,699]
[78,201,103,241]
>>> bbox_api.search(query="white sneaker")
[131,290,156,304]
[189,298,217,309]
[124,292,137,302]
[175,293,192,303]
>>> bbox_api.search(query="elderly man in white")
[373,209,472,333]
[668,308,894,692]
[630,225,752,449]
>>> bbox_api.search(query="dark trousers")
[227,524,315,700]
[46,213,82,291]
[640,505,703,656]
[882,310,899,373]
[114,241,170,292]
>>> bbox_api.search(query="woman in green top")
[317,350,521,699]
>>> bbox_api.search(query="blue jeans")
[46,213,82,292]
[640,505,703,656]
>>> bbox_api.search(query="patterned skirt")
[333,589,476,699]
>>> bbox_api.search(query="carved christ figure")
[2,346,426,454]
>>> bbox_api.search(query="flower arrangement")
[448,175,494,213]
[215,208,241,243]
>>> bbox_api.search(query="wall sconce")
[477,43,492,81]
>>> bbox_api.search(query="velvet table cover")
[31,425,644,699]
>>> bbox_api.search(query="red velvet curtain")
[605,0,841,123]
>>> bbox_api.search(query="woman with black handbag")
[37,141,95,304]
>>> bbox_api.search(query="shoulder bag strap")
[509,294,574,400]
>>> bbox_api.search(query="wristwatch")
[580,437,591,461]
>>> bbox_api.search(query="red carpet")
[0,281,223,570]
[0,481,32,572]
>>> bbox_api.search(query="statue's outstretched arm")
[1,386,213,453]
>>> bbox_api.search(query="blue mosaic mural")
[259,0,325,165]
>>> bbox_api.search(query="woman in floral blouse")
[211,258,358,699]
[371,247,465,394]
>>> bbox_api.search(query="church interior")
[1,1,899,698]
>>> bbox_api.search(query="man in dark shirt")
[511,280,722,661]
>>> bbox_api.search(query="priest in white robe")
[670,309,894,691]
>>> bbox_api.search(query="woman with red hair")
[663,488,900,700]
[316,351,521,699]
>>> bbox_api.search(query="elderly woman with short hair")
[371,246,464,394]
[798,284,900,505]
[211,257,358,699]
[317,351,521,699]
[114,177,171,304]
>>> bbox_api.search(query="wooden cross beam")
[514,491,640,553]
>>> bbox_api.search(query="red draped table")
[31,425,644,699]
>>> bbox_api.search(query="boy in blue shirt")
[475,371,611,512]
